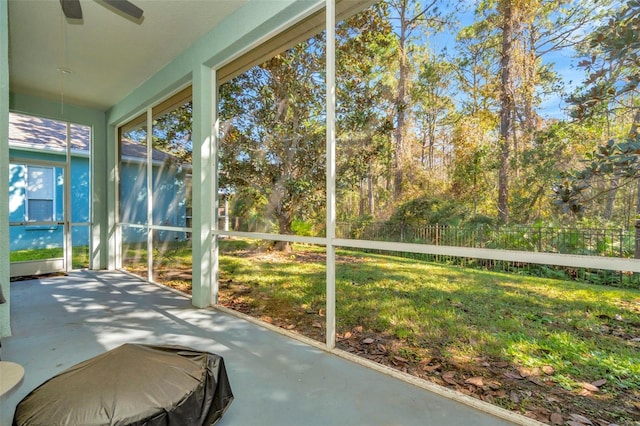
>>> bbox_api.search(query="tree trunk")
[359,179,366,218]
[393,1,408,199]
[635,178,640,260]
[629,108,640,259]
[603,176,619,220]
[274,213,293,252]
[368,164,375,216]
[498,1,515,224]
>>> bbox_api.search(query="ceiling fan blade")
[60,0,83,20]
[102,0,144,20]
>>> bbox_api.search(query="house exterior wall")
[8,153,90,251]
[8,150,186,251]
[119,158,189,243]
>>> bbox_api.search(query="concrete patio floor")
[1,271,527,425]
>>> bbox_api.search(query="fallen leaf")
[492,390,507,398]
[442,377,457,385]
[284,324,296,330]
[578,389,592,396]
[362,337,374,344]
[504,371,524,380]
[570,413,594,425]
[568,422,588,426]
[528,377,546,386]
[465,376,484,387]
[509,391,520,403]
[487,381,501,390]
[343,331,352,339]
[493,361,509,368]
[312,321,323,328]
[353,326,363,333]
[579,382,599,392]
[442,371,457,385]
[377,344,387,353]
[419,357,433,365]
[550,412,563,425]
[422,363,441,372]
[542,365,555,375]
[591,378,607,387]
[393,355,409,363]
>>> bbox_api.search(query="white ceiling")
[8,0,247,111]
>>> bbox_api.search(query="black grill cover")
[13,344,234,426]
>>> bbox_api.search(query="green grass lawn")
[336,251,639,385]
[216,240,640,424]
[10,246,90,269]
[220,243,639,387]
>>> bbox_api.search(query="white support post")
[108,125,120,271]
[64,123,72,271]
[146,108,153,281]
[212,74,220,305]
[326,0,337,349]
[192,64,216,308]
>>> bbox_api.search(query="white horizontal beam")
[215,230,326,246]
[333,238,640,273]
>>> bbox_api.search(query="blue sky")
[417,0,598,120]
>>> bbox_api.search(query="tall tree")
[412,55,455,170]
[219,36,326,250]
[386,0,446,199]
[336,3,395,220]
[559,0,640,254]
[497,0,517,223]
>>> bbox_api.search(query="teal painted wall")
[1,0,10,338]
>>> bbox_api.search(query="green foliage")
[389,195,464,225]
[291,218,314,237]
[554,134,640,218]
[151,102,193,163]
[570,0,640,120]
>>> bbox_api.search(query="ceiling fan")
[60,0,144,21]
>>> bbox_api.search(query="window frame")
[25,165,56,223]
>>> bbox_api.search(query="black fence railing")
[336,222,634,258]
[336,222,639,288]
[222,218,639,287]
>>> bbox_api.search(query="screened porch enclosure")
[4,0,640,425]
[106,1,640,424]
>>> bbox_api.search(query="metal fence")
[336,222,639,288]
[336,222,634,258]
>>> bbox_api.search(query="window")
[26,166,55,222]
